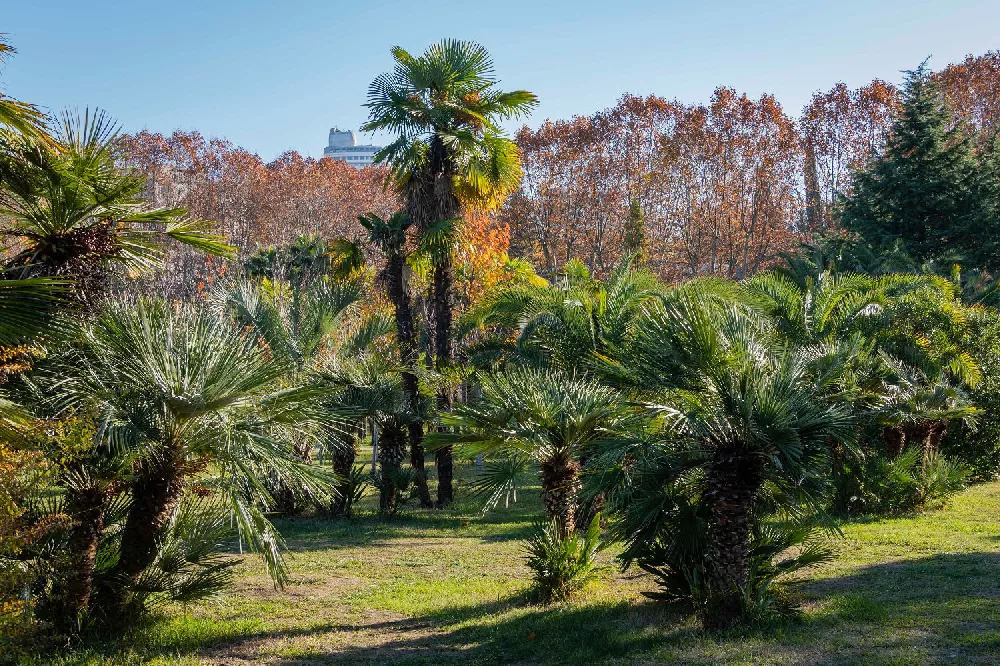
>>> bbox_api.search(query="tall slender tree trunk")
[330,435,357,517]
[103,440,187,616]
[540,454,582,537]
[385,249,433,508]
[702,448,763,630]
[407,139,462,509]
[433,257,455,507]
[56,483,107,626]
[803,136,824,230]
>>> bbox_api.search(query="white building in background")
[322,128,381,168]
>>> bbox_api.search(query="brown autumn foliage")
[507,91,801,280]
[800,80,900,229]
[121,131,398,298]
[117,53,1000,290]
[934,51,1000,137]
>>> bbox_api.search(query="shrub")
[524,513,606,602]
[834,448,967,515]
[336,464,370,518]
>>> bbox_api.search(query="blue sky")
[3,1,998,160]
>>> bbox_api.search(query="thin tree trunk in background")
[804,137,824,230]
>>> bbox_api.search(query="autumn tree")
[799,80,899,228]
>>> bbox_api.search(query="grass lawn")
[15,466,1000,666]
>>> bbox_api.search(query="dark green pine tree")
[842,61,992,267]
[623,199,647,265]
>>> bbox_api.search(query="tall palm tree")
[35,299,340,622]
[438,367,627,536]
[363,39,538,505]
[0,110,232,304]
[359,212,434,507]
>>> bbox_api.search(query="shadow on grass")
[268,596,687,666]
[259,553,1000,666]
[19,554,1000,666]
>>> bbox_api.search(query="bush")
[943,308,1000,480]
[834,448,967,515]
[524,513,606,602]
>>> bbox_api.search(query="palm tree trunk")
[385,250,433,508]
[103,441,187,615]
[702,448,763,630]
[433,255,455,508]
[378,421,406,516]
[540,454,582,537]
[330,436,357,517]
[882,425,906,458]
[57,483,107,625]
[407,136,461,509]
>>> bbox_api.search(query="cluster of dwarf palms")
[445,255,980,627]
[0,41,357,632]
[0,37,543,635]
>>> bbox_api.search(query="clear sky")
[3,1,998,161]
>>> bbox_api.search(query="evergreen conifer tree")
[842,61,993,267]
[623,199,647,265]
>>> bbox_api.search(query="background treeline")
[125,52,1000,288]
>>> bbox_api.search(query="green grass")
[12,469,1000,666]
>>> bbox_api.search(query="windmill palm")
[0,36,53,146]
[0,110,232,304]
[364,39,538,505]
[438,367,628,536]
[358,212,435,507]
[34,298,340,622]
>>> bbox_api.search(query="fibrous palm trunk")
[385,247,433,508]
[406,136,461,508]
[56,483,107,626]
[540,454,582,537]
[702,447,763,630]
[882,425,906,458]
[378,421,407,516]
[103,441,187,617]
[330,436,357,517]
[433,259,455,507]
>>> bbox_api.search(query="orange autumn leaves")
[506,90,802,280]
[118,52,1000,291]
